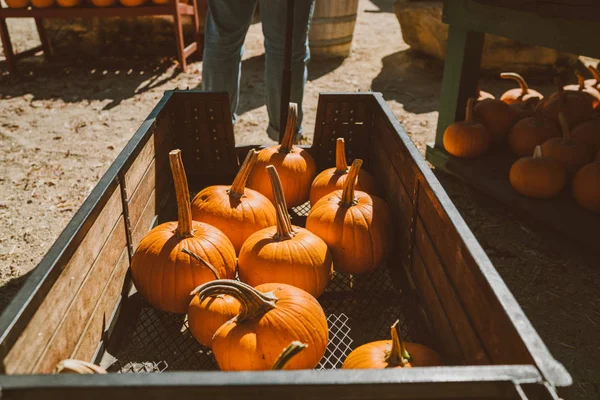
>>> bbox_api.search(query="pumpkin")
[191,150,276,253]
[477,85,494,101]
[131,150,236,313]
[119,0,145,6]
[239,165,332,298]
[31,0,54,7]
[508,101,560,157]
[540,77,594,128]
[6,0,30,7]
[572,161,600,213]
[473,97,518,143]
[56,0,80,6]
[186,249,240,348]
[92,0,116,6]
[195,280,328,371]
[309,138,378,206]
[509,146,566,199]
[342,320,442,369]
[443,98,491,158]
[541,113,592,176]
[271,342,308,370]
[55,360,107,374]
[247,103,316,207]
[585,64,600,91]
[570,119,600,154]
[564,71,600,108]
[306,159,393,275]
[499,72,543,105]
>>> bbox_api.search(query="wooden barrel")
[309,0,359,59]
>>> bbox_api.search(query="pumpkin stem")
[271,342,308,370]
[169,150,194,238]
[500,72,529,95]
[335,138,348,173]
[230,150,258,198]
[587,65,600,85]
[558,112,571,143]
[387,320,411,367]
[533,145,543,159]
[341,159,363,207]
[55,360,107,374]
[267,165,295,240]
[279,103,298,153]
[465,98,475,123]
[195,279,277,322]
[576,71,586,90]
[183,248,221,285]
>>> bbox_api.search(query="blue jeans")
[202,0,315,140]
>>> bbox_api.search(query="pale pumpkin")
[309,138,377,206]
[247,103,316,207]
[191,150,276,253]
[443,98,491,158]
[271,342,308,370]
[572,161,600,213]
[306,159,393,275]
[500,72,543,105]
[55,360,107,374]
[509,146,566,199]
[585,64,600,91]
[131,150,236,313]
[342,320,442,369]
[195,280,328,371]
[570,119,600,154]
[541,113,592,176]
[508,101,560,157]
[239,165,332,298]
[477,86,494,101]
[540,77,594,128]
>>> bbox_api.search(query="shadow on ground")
[366,0,395,13]
[0,270,32,316]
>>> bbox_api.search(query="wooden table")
[426,0,600,252]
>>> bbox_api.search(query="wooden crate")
[0,91,570,399]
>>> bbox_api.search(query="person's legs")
[202,0,258,123]
[259,0,315,140]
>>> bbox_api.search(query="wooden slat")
[415,218,490,365]
[32,216,127,373]
[3,185,123,374]
[131,189,157,250]
[127,160,156,230]
[124,134,155,197]
[72,248,129,361]
[416,181,533,366]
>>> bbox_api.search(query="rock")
[394,0,577,74]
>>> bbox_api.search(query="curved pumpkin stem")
[465,98,475,123]
[183,248,220,286]
[533,145,543,159]
[55,359,107,374]
[195,279,277,322]
[588,65,600,85]
[558,112,571,143]
[279,103,298,153]
[341,159,363,207]
[335,138,348,173]
[271,341,308,370]
[576,71,586,90]
[230,150,258,198]
[169,150,193,238]
[500,72,529,95]
[267,165,295,240]
[387,320,411,367]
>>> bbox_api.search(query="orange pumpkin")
[541,113,592,176]
[119,0,145,6]
[564,71,600,109]
[540,77,594,128]
[186,249,240,348]
[56,0,81,7]
[191,150,276,253]
[131,150,236,313]
[443,98,491,158]
[91,0,116,6]
[570,119,600,154]
[306,160,393,275]
[510,146,567,199]
[6,0,30,7]
[271,342,308,370]
[572,161,600,213]
[239,166,332,298]
[55,360,107,374]
[342,320,442,369]
[247,103,316,207]
[473,97,518,143]
[31,0,54,7]
[500,72,543,105]
[509,97,539,121]
[309,138,377,206]
[508,102,560,157]
[195,280,328,371]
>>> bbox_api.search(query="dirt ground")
[1,0,599,398]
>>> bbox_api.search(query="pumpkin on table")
[541,113,592,176]
[31,0,54,7]
[131,150,236,314]
[443,98,491,158]
[564,71,600,109]
[91,0,117,6]
[56,0,80,6]
[572,161,600,213]
[194,280,328,371]
[239,165,332,298]
[342,320,442,369]
[499,72,543,105]
[119,0,145,6]
[508,101,560,157]
[191,150,276,253]
[585,64,600,91]
[570,119,600,154]
[509,146,566,199]
[473,96,518,143]
[306,159,392,275]
[6,0,30,7]
[309,138,377,206]
[540,77,594,127]
[247,103,316,207]
[476,85,494,101]
[55,360,107,374]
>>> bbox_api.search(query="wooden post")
[34,18,51,61]
[0,11,16,73]
[172,0,186,72]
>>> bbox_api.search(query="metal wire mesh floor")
[108,202,428,373]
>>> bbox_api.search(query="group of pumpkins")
[444,68,600,213]
[6,0,171,9]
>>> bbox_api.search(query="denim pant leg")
[259,0,315,140]
[202,0,258,123]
